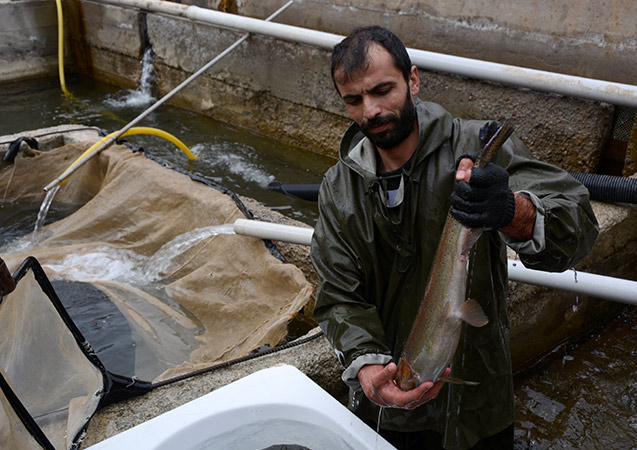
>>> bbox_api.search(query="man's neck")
[375,126,419,173]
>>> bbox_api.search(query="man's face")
[334,44,420,151]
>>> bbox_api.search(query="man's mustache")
[361,114,399,133]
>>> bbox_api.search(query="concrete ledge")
[0,58,58,83]
[0,0,58,82]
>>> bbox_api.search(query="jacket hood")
[338,98,454,181]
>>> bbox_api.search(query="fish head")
[394,357,422,391]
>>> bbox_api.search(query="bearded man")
[310,26,598,450]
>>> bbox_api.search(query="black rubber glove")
[450,155,516,229]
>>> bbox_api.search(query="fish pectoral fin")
[458,299,489,327]
[439,375,480,386]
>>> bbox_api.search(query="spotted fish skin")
[394,121,514,390]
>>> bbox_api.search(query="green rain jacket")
[310,99,599,450]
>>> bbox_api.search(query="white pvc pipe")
[233,219,637,305]
[234,218,313,246]
[99,0,637,107]
[507,260,636,305]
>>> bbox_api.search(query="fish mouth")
[394,357,421,391]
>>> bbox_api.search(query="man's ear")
[409,65,420,96]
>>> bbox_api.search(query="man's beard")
[360,92,417,150]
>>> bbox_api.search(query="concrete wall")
[0,0,59,81]
[61,0,628,173]
[230,0,637,87]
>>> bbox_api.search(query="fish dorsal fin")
[457,299,489,327]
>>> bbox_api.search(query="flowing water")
[33,183,60,235]
[1,75,636,448]
[0,74,333,226]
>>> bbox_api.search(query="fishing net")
[0,257,149,449]
[0,135,314,448]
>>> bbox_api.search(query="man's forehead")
[334,44,400,86]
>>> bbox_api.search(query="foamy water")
[104,47,156,109]
[191,142,275,187]
[40,224,236,285]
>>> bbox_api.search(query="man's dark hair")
[331,26,412,90]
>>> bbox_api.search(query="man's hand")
[357,363,449,410]
[451,157,516,230]
[454,157,536,240]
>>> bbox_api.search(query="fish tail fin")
[439,375,480,385]
[458,299,489,327]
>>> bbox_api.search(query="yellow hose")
[60,127,196,184]
[55,0,71,96]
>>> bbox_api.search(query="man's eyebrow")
[369,81,396,92]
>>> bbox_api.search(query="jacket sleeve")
[310,175,393,381]
[496,135,600,272]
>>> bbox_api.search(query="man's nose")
[362,97,381,120]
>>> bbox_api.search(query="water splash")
[33,184,60,235]
[191,142,276,187]
[138,47,156,99]
[104,47,156,108]
[41,224,237,285]
[44,246,146,282]
[141,224,235,282]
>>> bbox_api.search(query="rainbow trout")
[395,121,514,390]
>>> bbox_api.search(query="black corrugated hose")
[568,172,637,204]
[267,173,637,205]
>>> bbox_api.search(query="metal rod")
[98,0,637,107]
[43,0,294,192]
[233,219,637,305]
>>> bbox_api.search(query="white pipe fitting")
[233,218,313,246]
[99,0,637,107]
[234,219,637,306]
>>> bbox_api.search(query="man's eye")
[345,98,361,105]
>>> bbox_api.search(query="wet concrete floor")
[513,306,636,449]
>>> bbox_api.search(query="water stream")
[33,184,59,235]
[104,47,156,109]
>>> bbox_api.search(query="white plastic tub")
[87,364,396,450]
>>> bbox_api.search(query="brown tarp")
[0,141,313,383]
